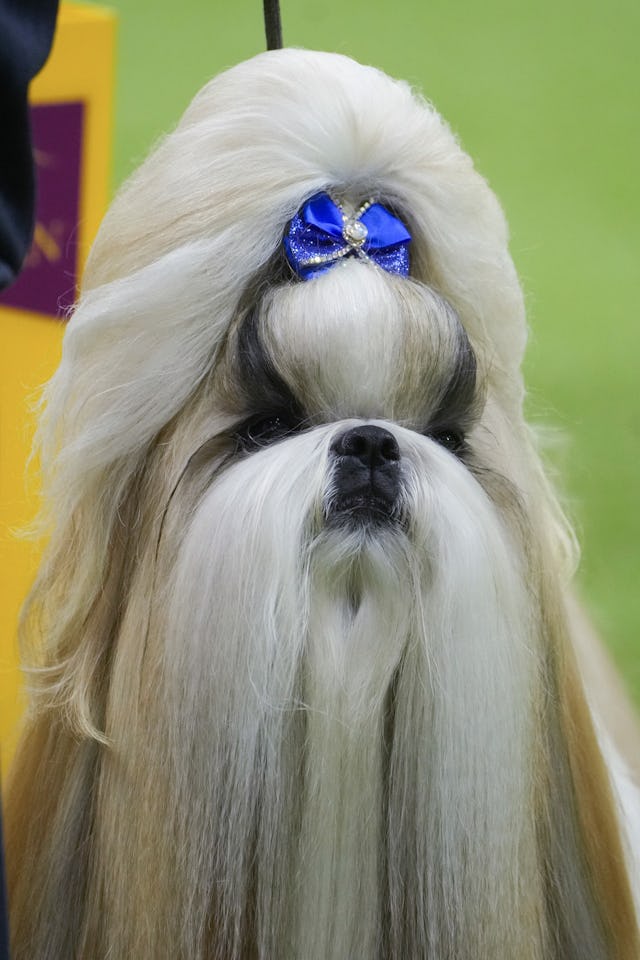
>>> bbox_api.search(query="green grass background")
[95,0,639,700]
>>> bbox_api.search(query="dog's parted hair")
[5,49,639,959]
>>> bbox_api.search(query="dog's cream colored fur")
[5,49,640,959]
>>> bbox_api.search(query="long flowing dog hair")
[5,49,639,959]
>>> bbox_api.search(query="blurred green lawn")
[97,0,639,700]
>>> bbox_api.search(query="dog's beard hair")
[102,426,542,960]
[296,445,541,960]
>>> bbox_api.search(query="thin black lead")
[263,0,283,50]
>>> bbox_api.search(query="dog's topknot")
[86,49,525,375]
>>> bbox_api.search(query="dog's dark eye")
[429,428,467,456]
[235,413,301,450]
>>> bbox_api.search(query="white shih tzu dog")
[5,49,640,960]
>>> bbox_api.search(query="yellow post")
[0,2,117,778]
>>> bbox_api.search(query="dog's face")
[8,48,638,960]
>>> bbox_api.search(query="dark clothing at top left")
[0,0,60,291]
[0,5,60,957]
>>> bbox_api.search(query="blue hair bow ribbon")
[284,192,411,280]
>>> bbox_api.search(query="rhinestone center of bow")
[343,219,368,246]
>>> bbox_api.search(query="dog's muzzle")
[327,424,402,526]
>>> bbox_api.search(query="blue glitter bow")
[284,192,411,280]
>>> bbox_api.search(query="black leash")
[263,0,283,50]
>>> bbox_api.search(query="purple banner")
[1,101,84,318]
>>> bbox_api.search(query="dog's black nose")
[328,425,402,526]
[330,425,400,467]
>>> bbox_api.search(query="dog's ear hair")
[538,585,640,958]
